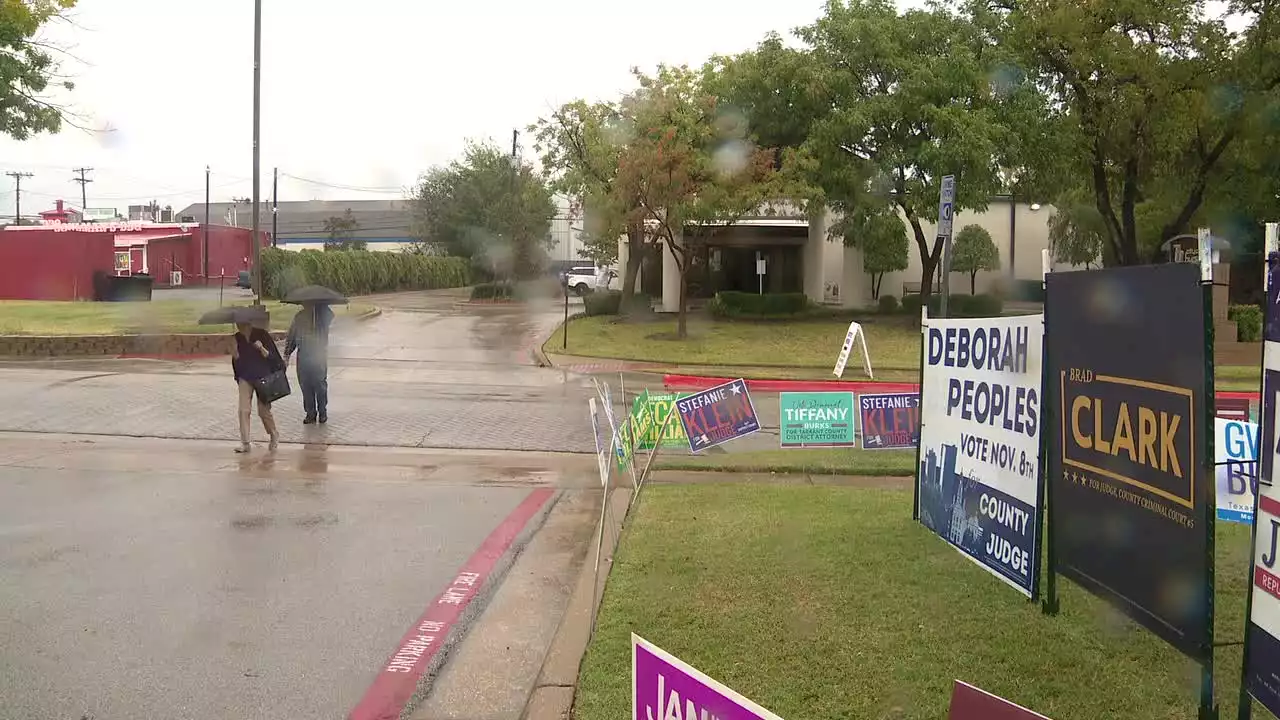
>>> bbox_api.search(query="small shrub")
[965,293,1004,317]
[584,289,623,316]
[470,282,514,300]
[900,293,940,318]
[711,291,810,318]
[1229,304,1263,342]
[877,295,900,314]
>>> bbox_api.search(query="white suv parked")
[562,266,617,296]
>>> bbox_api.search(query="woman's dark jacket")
[232,328,285,382]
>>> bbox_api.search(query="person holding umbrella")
[199,305,287,453]
[282,285,346,424]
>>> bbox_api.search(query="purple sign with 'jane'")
[632,634,784,720]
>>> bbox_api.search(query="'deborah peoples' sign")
[675,378,761,453]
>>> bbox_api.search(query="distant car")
[236,270,251,289]
[563,266,616,296]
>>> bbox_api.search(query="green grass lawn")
[548,315,1264,392]
[0,300,374,335]
[575,484,1257,720]
[655,448,917,475]
[547,315,920,374]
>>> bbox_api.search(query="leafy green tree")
[715,0,1031,303]
[619,64,791,338]
[950,224,1000,294]
[532,100,653,308]
[323,209,364,251]
[1048,195,1108,269]
[835,209,907,300]
[0,0,78,139]
[973,0,1280,264]
[409,140,557,281]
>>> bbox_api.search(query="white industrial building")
[612,197,1064,311]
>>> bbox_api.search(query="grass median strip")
[575,484,1253,720]
[545,315,920,371]
[548,315,1262,393]
[654,448,916,475]
[0,300,374,335]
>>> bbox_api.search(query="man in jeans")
[284,304,334,424]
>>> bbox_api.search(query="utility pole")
[250,0,264,303]
[231,197,250,227]
[204,166,211,286]
[72,167,93,212]
[271,167,278,248]
[6,171,33,225]
[512,129,519,159]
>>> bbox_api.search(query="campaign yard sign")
[779,392,856,448]
[948,681,1052,720]
[1215,417,1257,524]
[1246,266,1280,716]
[859,392,921,450]
[917,314,1044,597]
[635,393,692,451]
[676,379,761,453]
[1046,263,1210,660]
[633,634,784,720]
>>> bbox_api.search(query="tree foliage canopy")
[410,140,557,280]
[0,0,77,140]
[837,208,908,299]
[713,0,1039,298]
[972,0,1280,264]
[951,224,1000,293]
[323,209,364,251]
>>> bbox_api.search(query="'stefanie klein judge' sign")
[675,379,761,453]
[917,314,1044,597]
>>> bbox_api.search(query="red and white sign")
[948,680,1052,720]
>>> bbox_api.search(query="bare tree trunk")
[906,210,942,307]
[620,223,645,312]
[677,265,689,340]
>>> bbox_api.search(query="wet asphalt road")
[0,291,603,720]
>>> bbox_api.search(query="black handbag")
[252,369,292,404]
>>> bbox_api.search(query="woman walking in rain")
[284,303,334,424]
[232,319,285,453]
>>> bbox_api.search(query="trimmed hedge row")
[471,282,515,300]
[709,291,810,318]
[260,247,471,299]
[901,293,1004,317]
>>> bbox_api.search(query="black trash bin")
[98,274,154,302]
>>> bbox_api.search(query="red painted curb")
[663,373,919,394]
[348,487,556,720]
[663,373,1263,403]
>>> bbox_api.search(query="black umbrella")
[198,305,269,326]
[283,285,348,305]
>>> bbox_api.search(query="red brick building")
[0,206,269,300]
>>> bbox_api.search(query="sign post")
[756,251,766,295]
[938,175,956,318]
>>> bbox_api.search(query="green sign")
[778,392,857,448]
[634,392,691,451]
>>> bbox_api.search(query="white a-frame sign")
[833,321,874,379]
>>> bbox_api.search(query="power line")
[6,171,33,224]
[279,172,407,194]
[72,167,93,210]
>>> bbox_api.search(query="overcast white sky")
[0,0,1240,221]
[0,0,858,219]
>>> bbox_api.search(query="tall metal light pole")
[250,0,263,304]
[204,166,211,285]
